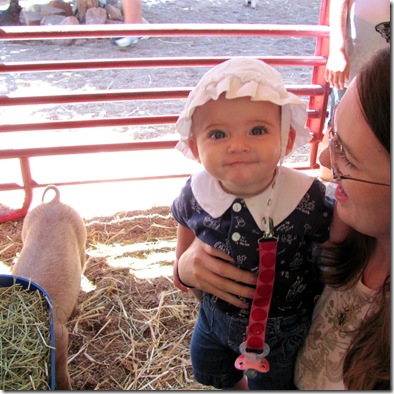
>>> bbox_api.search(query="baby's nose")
[228,136,249,152]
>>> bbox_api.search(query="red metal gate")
[0,0,331,222]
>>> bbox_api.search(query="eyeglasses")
[328,129,390,187]
[375,22,390,43]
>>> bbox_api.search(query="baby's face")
[189,95,284,198]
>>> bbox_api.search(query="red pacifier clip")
[235,218,278,378]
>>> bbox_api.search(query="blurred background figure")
[113,0,149,48]
[325,0,390,124]
[320,0,390,183]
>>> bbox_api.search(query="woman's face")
[324,79,390,239]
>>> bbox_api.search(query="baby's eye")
[250,125,268,136]
[208,130,227,139]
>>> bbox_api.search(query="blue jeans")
[190,294,312,390]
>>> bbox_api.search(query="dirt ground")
[0,0,325,390]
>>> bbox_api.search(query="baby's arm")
[173,224,203,301]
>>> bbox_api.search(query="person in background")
[113,0,148,48]
[294,45,390,390]
[325,0,390,124]
[171,57,347,390]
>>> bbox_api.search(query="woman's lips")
[335,183,349,201]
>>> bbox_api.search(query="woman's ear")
[285,128,296,155]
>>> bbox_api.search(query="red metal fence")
[0,0,331,222]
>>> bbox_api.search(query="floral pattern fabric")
[294,279,377,389]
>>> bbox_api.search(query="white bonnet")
[175,57,312,160]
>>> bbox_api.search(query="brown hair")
[357,45,390,153]
[318,46,391,389]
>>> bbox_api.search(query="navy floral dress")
[171,173,334,319]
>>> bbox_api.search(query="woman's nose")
[319,146,331,169]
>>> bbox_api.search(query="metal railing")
[0,0,330,222]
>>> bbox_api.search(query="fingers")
[324,67,330,84]
[336,74,346,90]
[192,257,257,308]
[325,66,349,90]
[326,71,344,89]
[216,275,256,301]
[193,243,257,287]
[201,264,256,297]
[205,286,251,309]
[177,237,258,309]
[210,258,257,287]
[202,242,234,262]
[325,50,349,89]
[200,272,253,309]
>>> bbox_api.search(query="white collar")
[191,166,314,231]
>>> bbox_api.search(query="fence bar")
[0,56,327,73]
[0,15,331,222]
[0,23,329,40]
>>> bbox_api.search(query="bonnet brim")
[175,57,312,160]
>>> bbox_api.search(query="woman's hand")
[176,237,257,309]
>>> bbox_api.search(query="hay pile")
[0,205,213,390]
[0,283,53,390]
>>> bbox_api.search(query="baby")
[171,57,344,389]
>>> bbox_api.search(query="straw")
[0,284,52,390]
[0,206,214,390]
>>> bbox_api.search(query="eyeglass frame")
[328,128,390,187]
